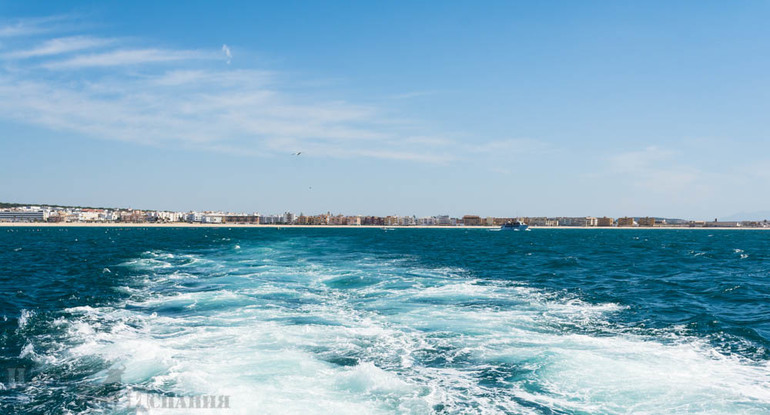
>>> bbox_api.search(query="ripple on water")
[4,230,770,414]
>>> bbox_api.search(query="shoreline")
[1,223,768,230]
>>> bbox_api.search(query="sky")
[1,1,769,219]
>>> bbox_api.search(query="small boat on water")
[500,221,528,231]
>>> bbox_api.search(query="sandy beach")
[0,222,767,230]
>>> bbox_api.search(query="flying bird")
[292,152,302,156]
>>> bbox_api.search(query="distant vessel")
[501,221,528,231]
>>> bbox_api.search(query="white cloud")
[42,48,214,69]
[222,44,231,64]
[0,15,526,165]
[4,36,114,58]
[0,16,67,38]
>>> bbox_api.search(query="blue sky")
[1,1,769,219]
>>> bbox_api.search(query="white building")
[559,217,598,227]
[0,209,45,222]
[202,213,225,224]
[528,217,559,226]
[186,212,203,222]
[149,211,184,222]
[436,215,452,226]
[78,210,103,222]
[398,216,417,226]
[418,217,436,226]
[260,214,284,224]
[101,210,119,221]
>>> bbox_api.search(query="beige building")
[597,217,614,227]
[462,215,482,226]
[528,217,559,226]
[346,216,361,226]
[329,215,346,225]
[558,217,598,227]
[638,217,656,227]
[617,217,635,227]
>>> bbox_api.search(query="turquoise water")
[1,227,769,414]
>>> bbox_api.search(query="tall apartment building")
[638,217,656,227]
[597,217,615,227]
[462,215,482,226]
[617,217,635,227]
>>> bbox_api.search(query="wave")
[15,244,770,414]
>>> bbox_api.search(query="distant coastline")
[1,223,768,230]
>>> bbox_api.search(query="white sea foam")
[25,246,770,414]
[17,308,34,329]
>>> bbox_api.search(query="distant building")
[527,217,559,226]
[436,215,452,226]
[119,210,146,223]
[147,210,183,223]
[0,210,45,222]
[558,217,598,227]
[462,215,482,226]
[186,212,203,222]
[102,210,119,221]
[201,213,224,224]
[224,214,259,224]
[260,214,282,224]
[346,216,361,226]
[493,217,513,226]
[597,217,614,227]
[47,211,66,222]
[617,217,635,227]
[311,214,329,225]
[78,209,103,222]
[398,216,416,226]
[418,216,436,226]
[328,215,345,225]
[704,221,741,228]
[638,217,656,227]
[740,221,763,227]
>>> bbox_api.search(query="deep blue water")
[1,227,769,414]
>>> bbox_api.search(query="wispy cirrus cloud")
[0,15,68,38]
[42,48,214,69]
[0,15,519,164]
[5,36,114,58]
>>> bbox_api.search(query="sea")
[0,227,769,414]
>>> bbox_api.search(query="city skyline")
[1,2,770,219]
[2,201,769,226]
